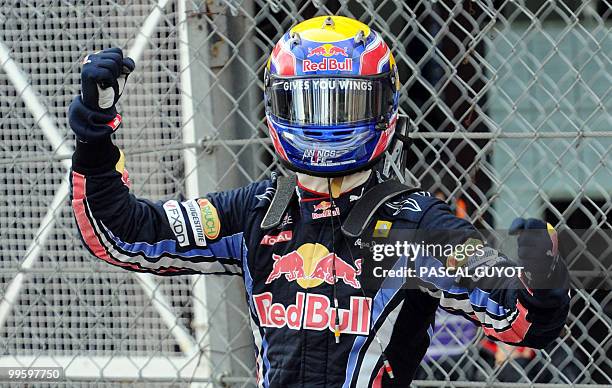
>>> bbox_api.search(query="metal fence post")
[180,1,257,385]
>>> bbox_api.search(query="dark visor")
[267,75,394,125]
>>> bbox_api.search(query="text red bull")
[253,292,371,335]
[303,58,353,72]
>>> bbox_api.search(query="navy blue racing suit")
[70,137,570,387]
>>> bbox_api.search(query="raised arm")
[68,48,265,276]
[416,199,570,349]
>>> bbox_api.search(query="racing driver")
[68,16,570,387]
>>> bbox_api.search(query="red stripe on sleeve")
[482,301,532,343]
[371,365,385,388]
[71,171,141,271]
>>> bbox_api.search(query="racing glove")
[68,48,135,142]
[509,218,564,288]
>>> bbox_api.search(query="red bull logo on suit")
[253,292,371,335]
[255,243,371,335]
[265,243,361,288]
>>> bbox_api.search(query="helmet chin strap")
[296,170,371,197]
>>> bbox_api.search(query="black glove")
[509,218,561,288]
[68,48,135,142]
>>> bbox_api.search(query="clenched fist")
[509,218,563,288]
[80,47,135,111]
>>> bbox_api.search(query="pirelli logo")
[182,199,207,247]
[162,200,189,247]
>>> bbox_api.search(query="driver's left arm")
[416,199,570,349]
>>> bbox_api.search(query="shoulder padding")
[260,174,297,229]
[341,180,421,237]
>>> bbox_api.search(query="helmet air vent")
[354,30,366,46]
[323,16,335,28]
[288,32,301,48]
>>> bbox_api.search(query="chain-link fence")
[0,0,610,386]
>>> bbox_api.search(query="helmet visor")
[267,75,394,126]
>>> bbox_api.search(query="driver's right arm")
[71,137,262,276]
[68,48,262,276]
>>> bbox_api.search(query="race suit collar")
[296,170,372,197]
[295,171,373,223]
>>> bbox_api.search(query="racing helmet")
[264,16,400,177]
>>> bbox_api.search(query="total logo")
[265,243,362,289]
[260,230,293,246]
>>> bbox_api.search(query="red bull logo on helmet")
[303,58,353,72]
[265,243,362,288]
[307,44,349,58]
[304,43,352,72]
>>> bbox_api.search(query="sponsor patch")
[312,208,340,220]
[198,198,220,240]
[372,220,392,238]
[163,200,189,247]
[114,150,131,187]
[311,200,340,219]
[349,187,365,202]
[281,214,293,227]
[303,148,346,165]
[302,58,353,72]
[253,292,371,335]
[182,199,206,246]
[255,186,276,203]
[106,113,122,131]
[265,243,361,289]
[261,230,293,246]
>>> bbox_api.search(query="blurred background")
[0,0,610,386]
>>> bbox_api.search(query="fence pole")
[177,0,215,384]
[180,0,257,384]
